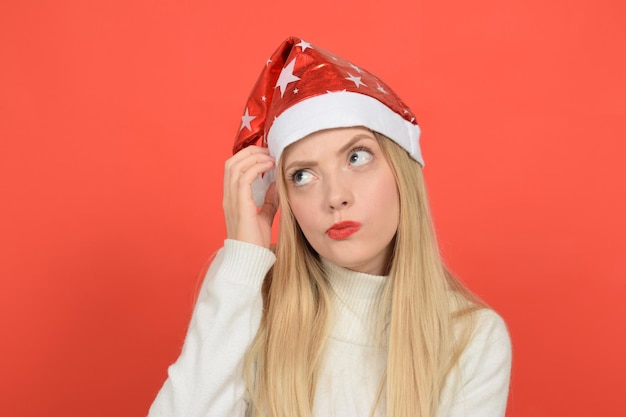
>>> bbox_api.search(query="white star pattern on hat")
[295,40,312,51]
[240,107,256,131]
[345,72,366,88]
[275,58,301,97]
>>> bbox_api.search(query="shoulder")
[462,308,511,371]
[455,308,512,404]
[471,309,510,345]
[439,308,512,416]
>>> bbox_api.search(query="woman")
[149,36,511,417]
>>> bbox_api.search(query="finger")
[225,153,274,188]
[231,145,270,161]
[225,146,270,173]
[224,147,271,190]
[224,157,274,214]
[224,156,274,210]
[224,150,271,183]
[235,158,274,189]
[235,161,274,209]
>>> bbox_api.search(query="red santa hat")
[233,36,423,205]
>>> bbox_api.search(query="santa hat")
[234,36,422,206]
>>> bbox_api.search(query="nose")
[326,174,352,211]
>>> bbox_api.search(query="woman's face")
[282,127,399,276]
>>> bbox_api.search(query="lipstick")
[327,221,361,240]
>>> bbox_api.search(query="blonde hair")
[244,132,481,417]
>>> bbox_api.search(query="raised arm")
[149,145,278,416]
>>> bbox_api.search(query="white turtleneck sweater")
[148,240,511,417]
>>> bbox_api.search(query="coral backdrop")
[1,1,624,416]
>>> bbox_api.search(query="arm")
[148,239,276,417]
[149,145,277,416]
[442,309,512,417]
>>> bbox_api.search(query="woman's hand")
[223,146,278,249]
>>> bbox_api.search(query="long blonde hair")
[244,132,481,417]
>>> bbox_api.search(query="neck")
[323,259,388,346]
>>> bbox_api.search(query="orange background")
[1,1,624,416]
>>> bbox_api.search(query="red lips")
[327,221,361,240]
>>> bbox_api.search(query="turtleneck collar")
[322,259,388,347]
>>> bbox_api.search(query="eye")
[348,148,373,166]
[289,169,315,186]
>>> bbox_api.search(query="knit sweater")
[148,239,511,417]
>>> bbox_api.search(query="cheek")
[368,171,399,217]
[371,179,400,238]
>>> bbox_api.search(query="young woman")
[149,37,511,417]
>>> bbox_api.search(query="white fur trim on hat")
[267,91,422,166]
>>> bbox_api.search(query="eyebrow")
[284,133,376,172]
